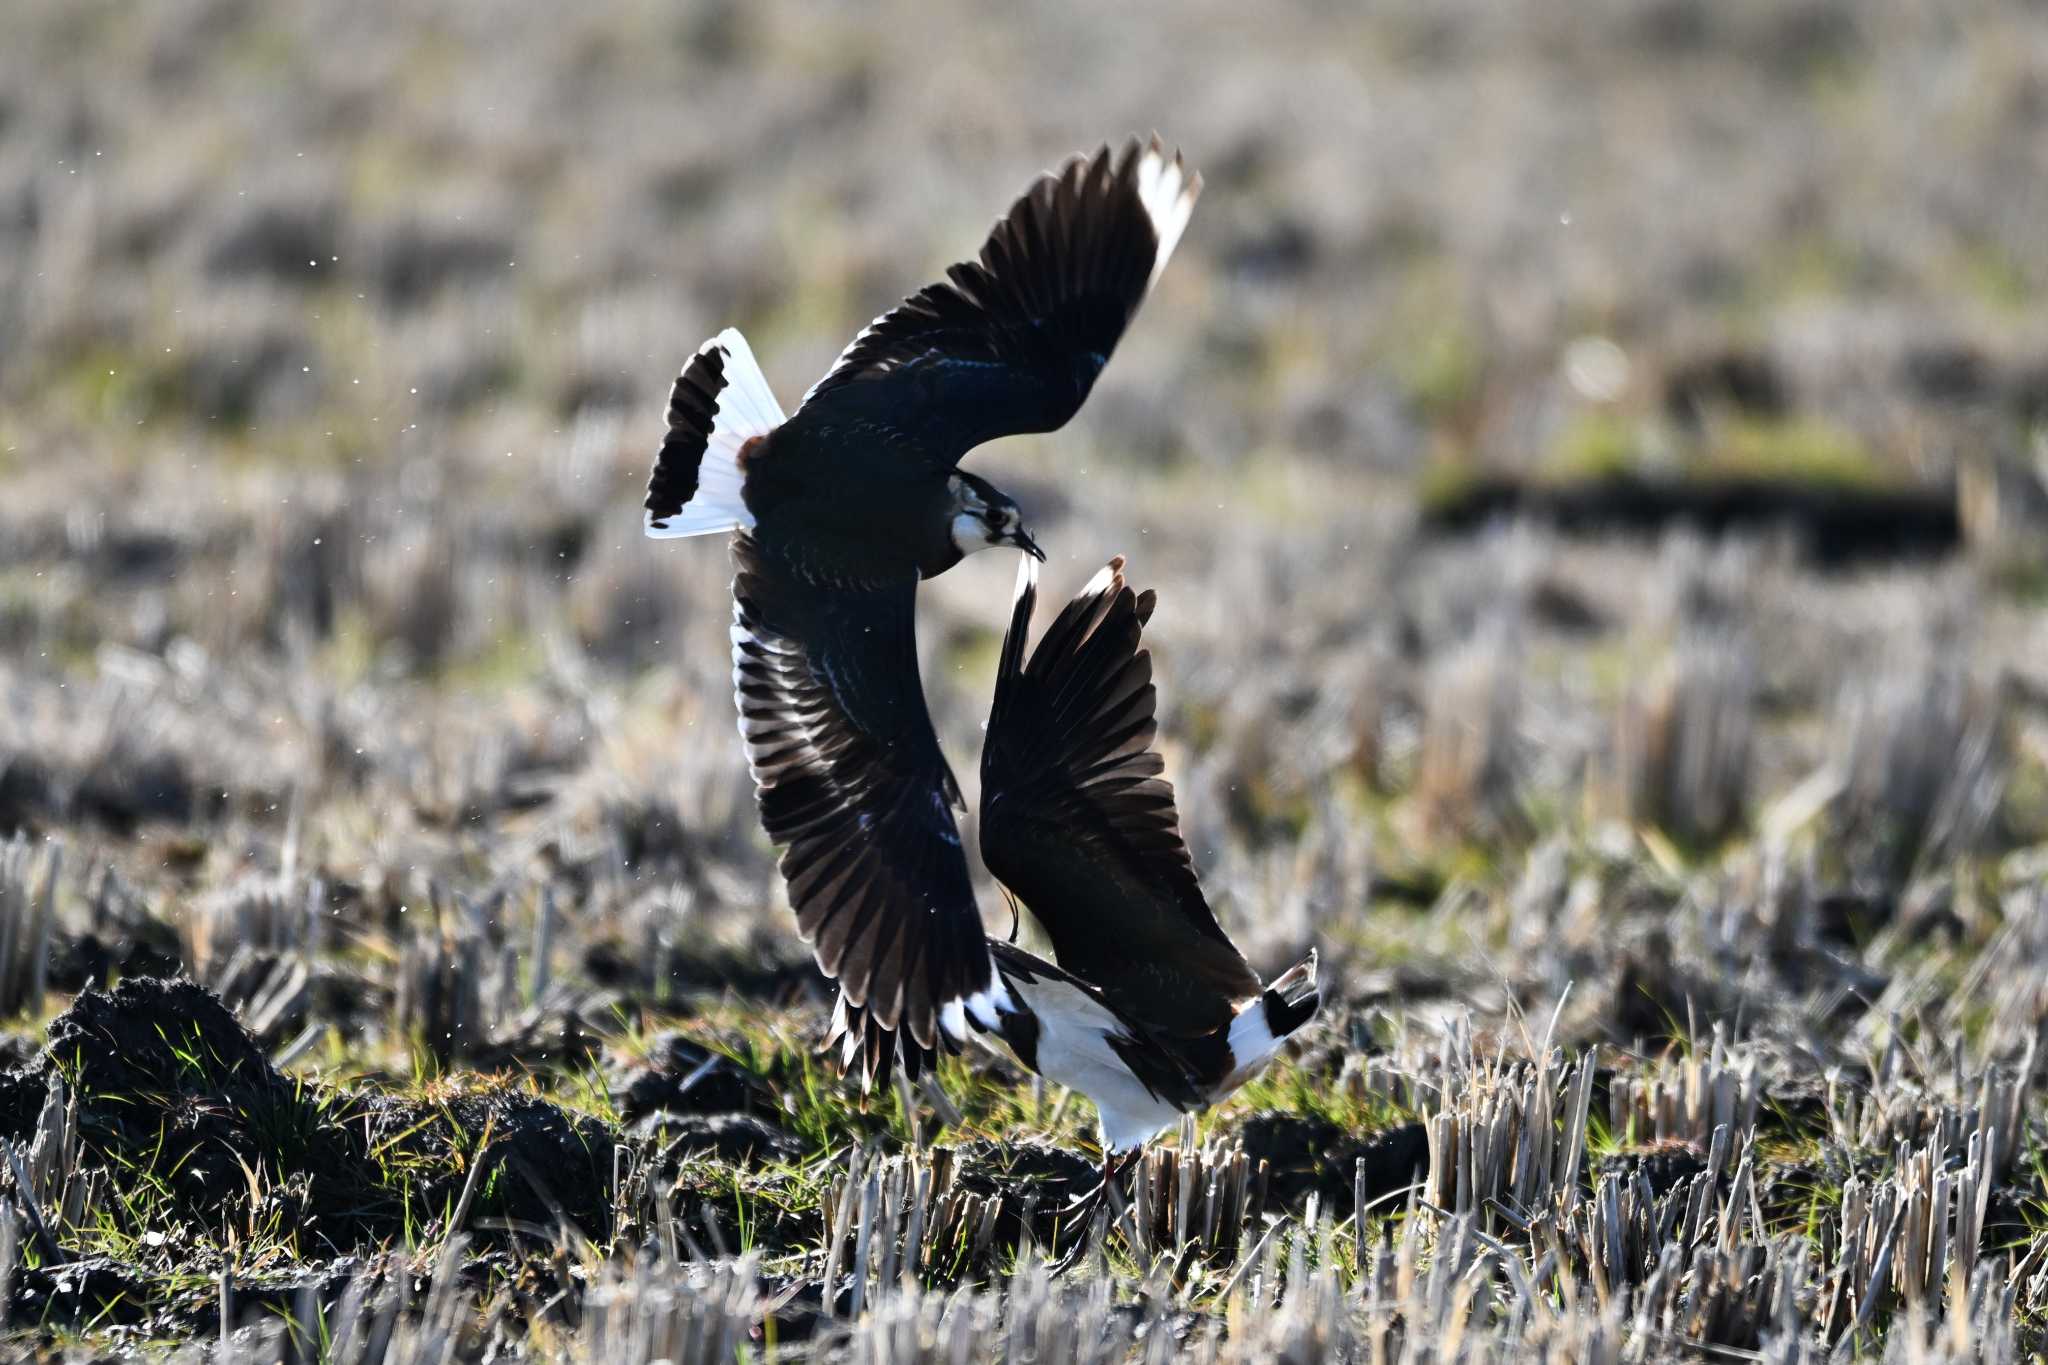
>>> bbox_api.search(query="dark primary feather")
[645,342,727,524]
[829,990,948,1089]
[793,135,1197,470]
[979,557,1261,1038]
[730,534,992,1075]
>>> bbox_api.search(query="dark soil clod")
[1230,1115,1430,1218]
[7,1257,153,1331]
[612,1031,781,1124]
[360,1090,618,1242]
[1598,1141,1709,1198]
[634,1112,802,1166]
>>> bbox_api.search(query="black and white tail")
[643,328,785,538]
[1224,950,1320,1088]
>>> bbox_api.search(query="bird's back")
[742,417,962,585]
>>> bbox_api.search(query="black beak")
[1013,527,1046,562]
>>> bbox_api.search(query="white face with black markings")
[947,473,1044,561]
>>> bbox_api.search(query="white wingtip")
[1135,140,1200,290]
[1013,550,1041,602]
[1080,555,1125,600]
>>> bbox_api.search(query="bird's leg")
[1051,1146,1139,1275]
[1104,1147,1143,1235]
[1050,1156,1112,1275]
[1059,1147,1128,1216]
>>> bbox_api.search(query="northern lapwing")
[642,134,1199,577]
[646,138,1201,1057]
[966,556,1320,1147]
[805,556,1321,1170]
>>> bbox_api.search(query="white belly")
[973,973,1183,1153]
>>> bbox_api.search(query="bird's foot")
[1049,1148,1139,1274]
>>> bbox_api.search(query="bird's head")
[947,472,1044,562]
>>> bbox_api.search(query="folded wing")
[979,556,1261,1039]
[794,136,1200,469]
[731,535,998,1081]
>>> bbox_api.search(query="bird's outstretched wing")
[979,556,1261,1039]
[794,136,1199,469]
[730,534,1000,1082]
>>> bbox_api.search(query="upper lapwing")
[646,138,1202,1055]
[642,134,1199,578]
[804,555,1321,1159]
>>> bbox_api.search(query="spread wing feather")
[793,136,1199,468]
[730,535,996,1081]
[979,556,1260,1038]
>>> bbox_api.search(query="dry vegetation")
[4,0,2048,1359]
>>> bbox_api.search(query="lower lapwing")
[763,554,1320,1177]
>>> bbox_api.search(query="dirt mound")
[49,975,276,1095]
[45,976,373,1241]
[34,976,617,1252]
[0,1065,46,1143]
[358,1089,618,1240]
[6,1253,379,1337]
[951,1138,1099,1204]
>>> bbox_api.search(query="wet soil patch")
[1421,473,1959,568]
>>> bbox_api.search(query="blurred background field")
[3,0,2048,1358]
